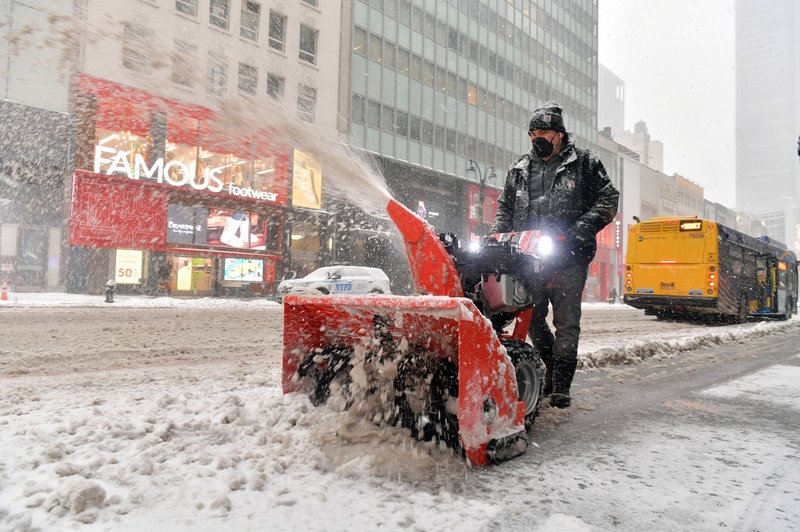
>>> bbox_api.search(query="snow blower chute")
[282,199,548,465]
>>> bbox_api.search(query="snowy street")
[1,295,799,531]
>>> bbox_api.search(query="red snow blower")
[282,199,550,465]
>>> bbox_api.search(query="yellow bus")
[623,217,798,322]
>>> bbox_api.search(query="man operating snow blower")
[492,101,619,408]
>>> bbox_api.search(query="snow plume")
[579,318,800,369]
[210,97,392,217]
[7,9,395,219]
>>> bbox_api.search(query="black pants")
[527,262,588,393]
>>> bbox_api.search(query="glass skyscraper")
[735,0,800,249]
[342,0,599,236]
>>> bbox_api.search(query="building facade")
[597,63,625,137]
[340,0,604,292]
[735,0,800,250]
[615,120,663,173]
[2,0,352,296]
[0,0,73,292]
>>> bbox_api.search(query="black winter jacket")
[491,142,619,266]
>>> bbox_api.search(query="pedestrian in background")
[492,101,619,408]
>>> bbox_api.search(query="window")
[351,94,365,124]
[446,129,456,152]
[422,120,433,144]
[207,53,227,95]
[297,85,317,122]
[209,0,230,30]
[299,24,318,65]
[353,27,367,56]
[395,111,408,136]
[240,1,260,41]
[301,0,318,6]
[268,10,286,51]
[368,34,382,63]
[410,55,422,81]
[367,100,380,129]
[398,1,411,24]
[397,47,410,74]
[409,116,420,140]
[172,40,197,87]
[176,0,197,17]
[122,23,153,72]
[238,63,257,94]
[434,125,445,149]
[267,73,284,99]
[383,42,396,70]
[423,60,434,86]
[381,105,394,132]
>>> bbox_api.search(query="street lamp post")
[466,159,496,237]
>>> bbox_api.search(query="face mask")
[532,136,554,159]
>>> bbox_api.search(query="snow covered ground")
[1,293,799,531]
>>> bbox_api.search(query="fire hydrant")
[105,280,116,303]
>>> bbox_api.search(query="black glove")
[567,222,595,247]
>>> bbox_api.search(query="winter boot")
[550,359,577,409]
[549,392,571,408]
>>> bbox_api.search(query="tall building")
[0,0,72,292]
[735,0,800,250]
[597,63,625,137]
[341,0,599,242]
[615,120,663,173]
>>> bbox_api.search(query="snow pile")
[0,365,474,531]
[579,318,799,369]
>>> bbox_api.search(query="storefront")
[67,76,289,296]
[0,100,71,293]
[378,158,468,239]
[586,214,623,302]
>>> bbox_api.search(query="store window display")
[94,128,152,173]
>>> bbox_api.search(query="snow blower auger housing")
[282,199,547,466]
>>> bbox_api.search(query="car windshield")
[304,267,342,280]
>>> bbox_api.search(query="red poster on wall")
[466,183,501,232]
[70,171,168,249]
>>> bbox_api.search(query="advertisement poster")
[166,204,208,244]
[114,249,143,285]
[223,258,264,282]
[292,150,322,209]
[175,257,193,291]
[206,209,267,249]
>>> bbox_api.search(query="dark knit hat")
[528,101,566,132]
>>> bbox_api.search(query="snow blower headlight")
[535,235,554,257]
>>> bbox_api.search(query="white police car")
[276,266,391,302]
